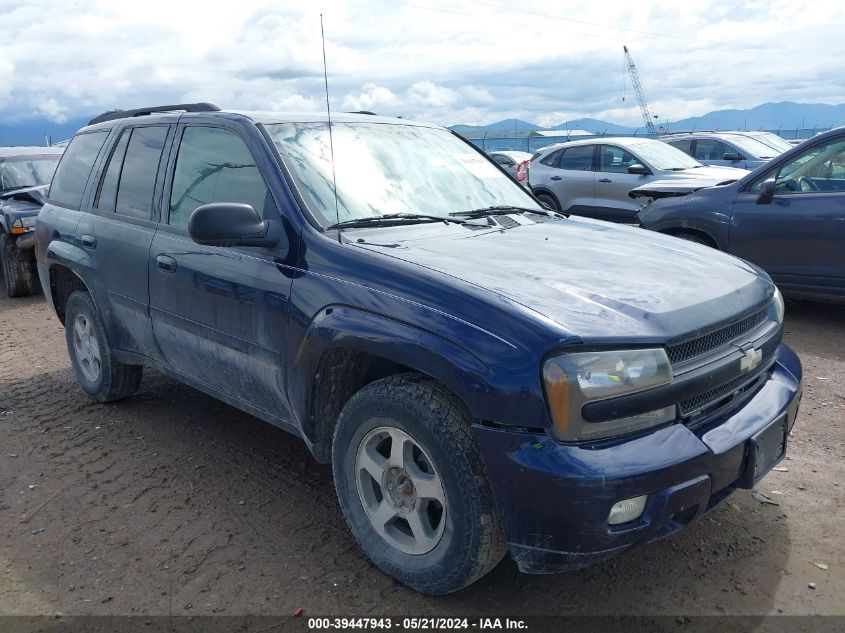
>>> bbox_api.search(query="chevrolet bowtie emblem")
[740,347,763,372]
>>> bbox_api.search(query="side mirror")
[188,203,286,251]
[722,152,742,161]
[757,178,776,204]
[627,163,650,175]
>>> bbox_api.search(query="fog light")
[608,495,647,525]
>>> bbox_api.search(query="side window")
[48,131,108,210]
[539,149,563,167]
[750,138,845,194]
[694,139,731,161]
[597,145,636,174]
[558,146,594,171]
[115,126,168,219]
[94,129,131,212]
[169,127,271,228]
[667,139,692,155]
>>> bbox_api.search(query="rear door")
[593,144,649,222]
[149,123,294,421]
[75,123,172,358]
[730,135,845,293]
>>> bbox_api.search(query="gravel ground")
[0,289,843,618]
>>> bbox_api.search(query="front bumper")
[10,230,35,250]
[472,344,802,574]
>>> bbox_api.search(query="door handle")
[598,178,612,183]
[81,234,97,249]
[550,176,562,181]
[156,254,177,273]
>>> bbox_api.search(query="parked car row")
[2,103,803,597]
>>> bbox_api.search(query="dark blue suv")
[35,103,803,594]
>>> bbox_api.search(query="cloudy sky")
[2,0,844,127]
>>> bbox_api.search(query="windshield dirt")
[265,122,542,226]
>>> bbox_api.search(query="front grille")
[680,370,767,416]
[667,308,768,365]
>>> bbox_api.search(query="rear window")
[49,131,108,210]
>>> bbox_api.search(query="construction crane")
[623,45,659,135]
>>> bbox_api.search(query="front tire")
[65,291,142,402]
[534,192,560,212]
[332,374,506,594]
[1,233,35,298]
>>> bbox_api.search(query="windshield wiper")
[449,205,536,218]
[451,205,567,220]
[326,212,465,230]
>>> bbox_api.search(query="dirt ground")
[0,287,843,619]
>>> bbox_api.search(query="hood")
[629,177,736,199]
[678,165,749,179]
[354,218,772,342]
[0,184,48,205]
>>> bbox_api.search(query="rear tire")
[0,233,34,298]
[332,374,506,595]
[65,290,142,402]
[534,192,560,212]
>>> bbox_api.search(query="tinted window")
[94,129,131,212]
[559,146,594,171]
[667,139,692,155]
[115,126,168,219]
[694,139,732,161]
[598,145,637,174]
[539,149,563,166]
[48,132,108,209]
[169,127,270,228]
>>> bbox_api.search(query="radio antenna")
[320,14,342,242]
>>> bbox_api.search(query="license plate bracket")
[737,413,788,489]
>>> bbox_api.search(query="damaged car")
[638,126,845,298]
[37,104,801,594]
[1,147,64,296]
[528,137,748,223]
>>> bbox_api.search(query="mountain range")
[2,101,845,146]
[449,101,845,137]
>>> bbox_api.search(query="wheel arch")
[291,306,493,463]
[658,226,721,249]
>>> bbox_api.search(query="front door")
[149,124,294,421]
[593,144,651,222]
[730,135,845,293]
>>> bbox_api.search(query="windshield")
[265,122,542,225]
[749,132,792,153]
[633,140,702,171]
[0,155,60,192]
[726,135,778,159]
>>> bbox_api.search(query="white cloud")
[1,0,845,128]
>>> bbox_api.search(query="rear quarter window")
[48,131,109,210]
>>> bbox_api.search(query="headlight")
[771,286,784,324]
[543,348,675,442]
[10,216,37,234]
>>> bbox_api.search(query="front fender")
[289,306,497,437]
[639,197,733,251]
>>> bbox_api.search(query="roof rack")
[88,102,221,126]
